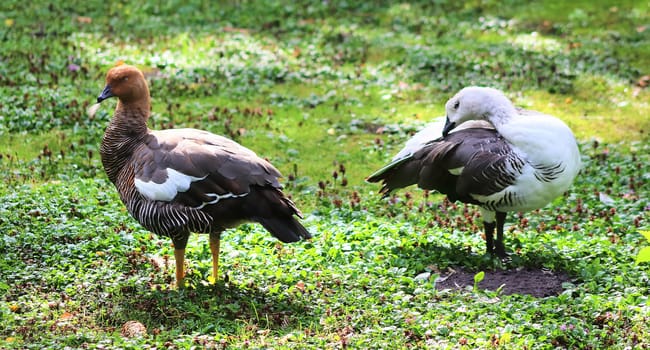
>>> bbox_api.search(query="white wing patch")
[393,118,445,160]
[135,168,206,201]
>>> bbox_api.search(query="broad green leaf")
[474,271,485,284]
[636,247,650,264]
[640,231,650,242]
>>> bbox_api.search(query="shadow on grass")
[108,277,317,335]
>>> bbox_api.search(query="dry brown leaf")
[121,320,147,338]
[76,16,92,24]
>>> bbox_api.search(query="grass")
[1,0,649,348]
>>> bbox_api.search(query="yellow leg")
[173,248,186,288]
[209,236,220,283]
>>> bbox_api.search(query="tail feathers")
[282,196,304,219]
[367,154,420,197]
[366,155,411,183]
[245,186,311,243]
[259,216,311,243]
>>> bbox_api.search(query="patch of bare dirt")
[435,267,572,297]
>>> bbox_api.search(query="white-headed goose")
[96,65,311,286]
[367,86,580,256]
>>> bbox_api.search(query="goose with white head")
[96,64,311,287]
[368,86,581,256]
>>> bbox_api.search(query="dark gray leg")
[494,212,507,257]
[483,220,496,254]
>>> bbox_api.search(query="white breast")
[472,162,570,212]
[475,114,581,212]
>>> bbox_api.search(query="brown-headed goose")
[95,65,311,286]
[367,86,580,257]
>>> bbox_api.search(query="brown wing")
[450,134,525,198]
[368,127,524,204]
[132,128,283,208]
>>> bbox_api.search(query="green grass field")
[1,1,649,348]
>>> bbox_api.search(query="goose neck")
[487,107,515,130]
[100,105,149,184]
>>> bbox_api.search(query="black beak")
[97,85,114,103]
[442,117,456,137]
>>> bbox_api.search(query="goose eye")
[453,100,460,109]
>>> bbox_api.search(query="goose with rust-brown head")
[95,64,311,287]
